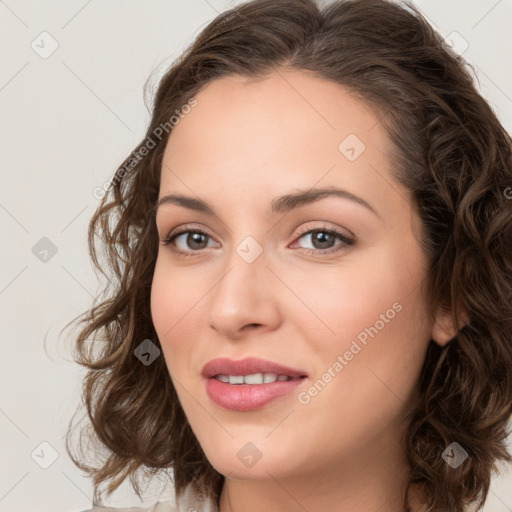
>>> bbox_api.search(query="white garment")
[79,482,219,512]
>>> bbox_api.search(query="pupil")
[189,232,207,249]
[313,231,333,249]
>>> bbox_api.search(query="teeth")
[214,373,295,384]
[245,373,266,384]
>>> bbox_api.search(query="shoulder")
[75,481,218,512]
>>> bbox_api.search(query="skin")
[150,67,461,512]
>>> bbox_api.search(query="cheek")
[299,246,429,401]
[150,257,198,333]
[150,259,188,370]
[283,253,408,351]
[150,257,211,378]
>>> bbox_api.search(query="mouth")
[212,373,304,384]
[201,357,308,412]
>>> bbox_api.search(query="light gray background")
[1,1,511,511]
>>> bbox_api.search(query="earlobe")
[431,304,470,347]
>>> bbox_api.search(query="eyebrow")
[156,186,381,219]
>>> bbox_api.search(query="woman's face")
[151,68,441,483]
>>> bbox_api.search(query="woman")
[66,0,512,511]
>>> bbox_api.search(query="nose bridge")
[212,237,269,308]
[206,235,278,335]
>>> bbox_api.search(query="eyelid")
[295,221,353,239]
[165,222,215,240]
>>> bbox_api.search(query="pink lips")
[202,357,308,412]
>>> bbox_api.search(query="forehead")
[163,68,389,160]
[158,68,407,220]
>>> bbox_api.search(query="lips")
[201,356,308,379]
[202,356,309,412]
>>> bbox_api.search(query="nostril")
[244,323,261,330]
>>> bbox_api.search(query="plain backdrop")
[0,1,511,511]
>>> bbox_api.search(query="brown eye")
[292,225,355,255]
[162,229,214,249]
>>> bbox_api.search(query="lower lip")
[205,377,306,412]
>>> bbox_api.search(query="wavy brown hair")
[64,0,512,510]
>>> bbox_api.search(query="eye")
[160,224,218,257]
[291,224,355,256]
[160,223,355,258]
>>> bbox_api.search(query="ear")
[431,303,470,347]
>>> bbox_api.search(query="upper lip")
[202,357,308,379]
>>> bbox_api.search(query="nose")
[206,248,281,340]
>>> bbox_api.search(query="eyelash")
[160,223,355,258]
